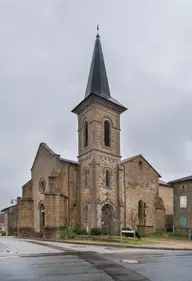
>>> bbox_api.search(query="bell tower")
[72,28,127,233]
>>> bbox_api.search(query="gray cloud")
[0,0,192,209]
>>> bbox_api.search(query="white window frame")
[180,196,187,208]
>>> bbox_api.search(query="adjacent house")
[159,180,173,231]
[1,205,17,236]
[168,176,192,234]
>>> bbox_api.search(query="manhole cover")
[121,260,139,264]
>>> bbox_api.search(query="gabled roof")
[31,142,60,170]
[31,142,78,170]
[72,31,127,114]
[168,175,192,184]
[121,154,161,178]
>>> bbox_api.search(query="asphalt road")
[105,249,192,281]
[1,237,192,281]
[0,237,148,281]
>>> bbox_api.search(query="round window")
[39,178,45,194]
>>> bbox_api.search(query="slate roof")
[168,175,192,184]
[72,32,127,113]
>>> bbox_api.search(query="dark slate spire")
[85,27,111,98]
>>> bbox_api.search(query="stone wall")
[76,97,122,234]
[159,183,173,230]
[18,199,34,237]
[123,156,159,232]
[5,205,17,235]
[22,180,32,198]
[31,144,60,232]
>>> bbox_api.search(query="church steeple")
[72,28,127,114]
[85,27,111,99]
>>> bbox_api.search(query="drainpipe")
[172,186,175,234]
[123,164,126,227]
[67,163,70,228]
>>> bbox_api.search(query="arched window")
[138,200,143,220]
[39,202,45,230]
[106,170,110,187]
[84,121,88,148]
[85,169,88,187]
[104,120,111,147]
[84,205,88,223]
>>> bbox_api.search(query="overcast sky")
[1,0,192,209]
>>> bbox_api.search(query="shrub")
[74,229,88,235]
[90,227,102,235]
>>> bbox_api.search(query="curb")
[18,237,192,251]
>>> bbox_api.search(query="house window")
[180,216,187,228]
[180,196,187,208]
[84,121,88,148]
[106,170,110,187]
[104,120,111,147]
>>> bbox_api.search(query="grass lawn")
[59,237,160,245]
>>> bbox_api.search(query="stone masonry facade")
[2,32,167,238]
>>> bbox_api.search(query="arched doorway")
[39,202,45,231]
[101,204,114,235]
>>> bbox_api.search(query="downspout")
[123,164,126,227]
[172,185,175,234]
[67,163,70,228]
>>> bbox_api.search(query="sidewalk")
[24,237,192,251]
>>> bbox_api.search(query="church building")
[15,31,165,239]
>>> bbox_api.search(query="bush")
[74,229,88,235]
[90,228,102,235]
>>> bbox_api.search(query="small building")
[168,176,192,234]
[159,180,173,231]
[0,213,4,231]
[1,205,18,236]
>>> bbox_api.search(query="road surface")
[1,237,192,280]
[0,237,148,281]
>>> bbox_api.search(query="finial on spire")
[96,24,100,37]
